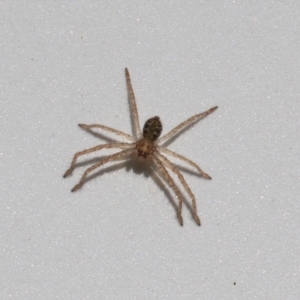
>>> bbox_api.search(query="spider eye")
[143,116,162,140]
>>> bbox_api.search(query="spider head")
[143,116,162,141]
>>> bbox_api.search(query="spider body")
[135,116,162,158]
[64,68,218,226]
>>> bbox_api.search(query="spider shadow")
[124,156,180,220]
[71,154,131,186]
[127,158,205,225]
[81,128,120,143]
[123,156,196,225]
[160,114,208,148]
[78,155,180,220]
[70,154,198,225]
[151,164,200,225]
[177,165,204,178]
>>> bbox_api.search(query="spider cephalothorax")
[64,68,217,226]
[135,138,156,158]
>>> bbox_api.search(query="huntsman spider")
[64,68,218,226]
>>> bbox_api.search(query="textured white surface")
[1,1,299,299]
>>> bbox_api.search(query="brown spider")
[63,68,218,226]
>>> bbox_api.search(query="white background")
[1,1,299,299]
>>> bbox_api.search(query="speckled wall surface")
[1,1,299,299]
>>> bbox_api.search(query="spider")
[63,68,218,226]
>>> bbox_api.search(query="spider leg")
[125,68,142,138]
[71,148,134,192]
[63,142,134,178]
[158,147,211,179]
[156,153,201,226]
[153,154,184,226]
[157,106,218,144]
[79,124,135,142]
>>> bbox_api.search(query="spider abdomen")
[143,116,162,141]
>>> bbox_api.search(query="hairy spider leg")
[125,68,142,138]
[153,155,185,226]
[71,148,134,192]
[158,147,211,179]
[156,152,201,225]
[64,143,134,177]
[79,124,135,142]
[158,106,218,144]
